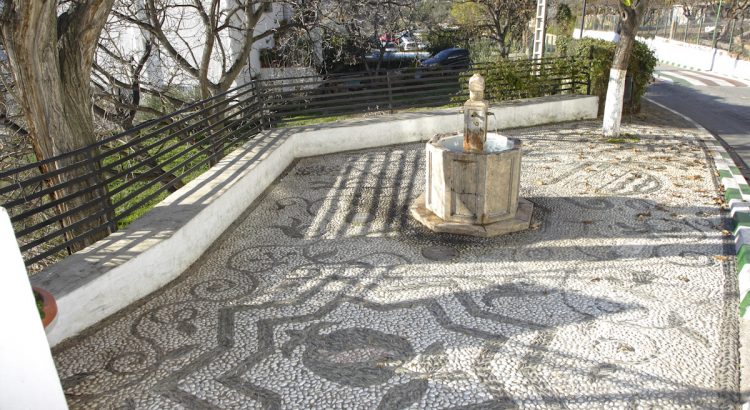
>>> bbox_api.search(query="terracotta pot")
[32,287,57,329]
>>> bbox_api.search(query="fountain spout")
[463,73,490,153]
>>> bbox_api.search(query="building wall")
[97,0,299,91]
[0,207,68,410]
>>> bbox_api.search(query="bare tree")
[1,0,116,251]
[718,0,749,42]
[308,0,421,73]
[450,0,536,57]
[110,0,306,99]
[602,0,649,137]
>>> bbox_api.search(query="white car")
[399,36,425,51]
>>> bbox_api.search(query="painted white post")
[532,0,548,60]
[0,207,68,409]
[602,67,627,137]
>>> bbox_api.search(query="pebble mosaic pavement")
[54,105,740,409]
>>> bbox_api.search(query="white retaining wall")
[639,36,750,81]
[30,95,598,346]
[573,28,620,42]
[0,208,68,409]
[575,30,750,81]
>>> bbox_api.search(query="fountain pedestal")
[410,73,533,237]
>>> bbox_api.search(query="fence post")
[728,19,736,51]
[683,19,690,42]
[697,14,704,44]
[669,10,677,39]
[254,79,270,130]
[586,46,593,95]
[712,0,724,48]
[386,71,394,114]
[655,10,662,36]
[88,145,116,233]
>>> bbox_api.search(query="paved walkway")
[53,104,739,409]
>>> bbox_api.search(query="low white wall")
[573,28,620,42]
[31,95,598,346]
[705,47,750,80]
[575,30,750,81]
[644,36,750,80]
[639,36,717,72]
[0,208,68,409]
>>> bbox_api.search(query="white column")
[602,67,627,137]
[0,207,68,409]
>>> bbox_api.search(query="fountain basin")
[426,132,521,224]
[410,132,533,237]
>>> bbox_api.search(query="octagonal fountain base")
[410,196,533,237]
[410,133,533,237]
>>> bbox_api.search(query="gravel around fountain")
[53,101,740,409]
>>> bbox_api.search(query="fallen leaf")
[617,343,635,353]
[714,255,729,262]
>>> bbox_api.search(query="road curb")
[644,97,750,317]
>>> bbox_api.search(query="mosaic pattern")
[54,109,739,409]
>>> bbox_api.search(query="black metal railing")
[257,57,589,127]
[0,83,263,268]
[0,56,590,270]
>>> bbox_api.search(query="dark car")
[419,48,471,70]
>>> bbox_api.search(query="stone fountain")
[410,73,533,237]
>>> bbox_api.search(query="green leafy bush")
[452,56,584,103]
[559,37,657,114]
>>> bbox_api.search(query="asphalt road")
[646,67,750,172]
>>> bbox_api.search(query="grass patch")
[606,136,640,144]
[279,114,362,127]
[278,102,461,128]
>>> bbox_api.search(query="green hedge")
[557,36,657,114]
[469,57,584,102]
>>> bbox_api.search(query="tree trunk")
[602,1,646,137]
[1,0,116,253]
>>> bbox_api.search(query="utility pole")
[580,0,587,38]
[532,0,548,59]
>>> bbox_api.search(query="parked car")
[399,35,422,51]
[382,42,399,52]
[419,48,471,70]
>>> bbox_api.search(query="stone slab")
[410,194,533,237]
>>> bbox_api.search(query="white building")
[97,0,318,92]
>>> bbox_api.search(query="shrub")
[468,38,502,64]
[454,56,581,103]
[560,37,657,114]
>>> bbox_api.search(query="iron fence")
[582,8,750,59]
[258,58,589,127]
[0,56,590,270]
